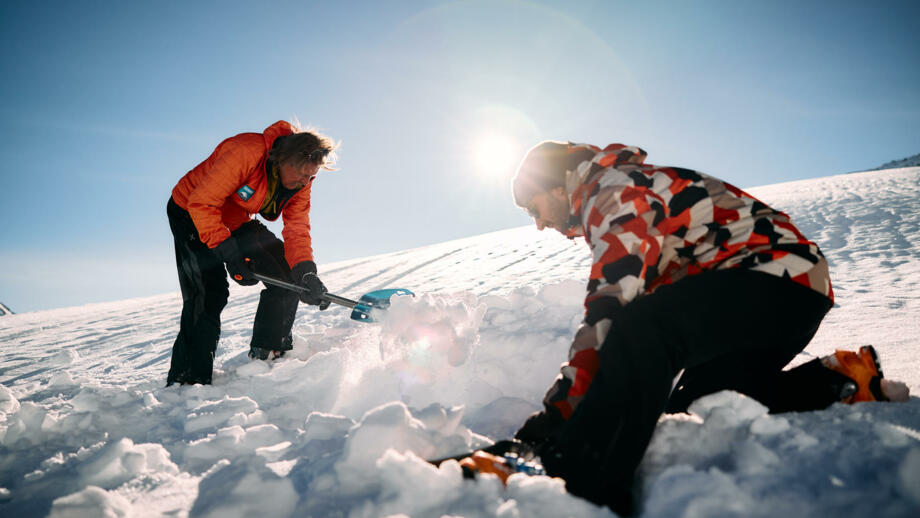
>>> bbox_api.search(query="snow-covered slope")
[1,168,918,517]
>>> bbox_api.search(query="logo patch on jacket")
[237,185,255,201]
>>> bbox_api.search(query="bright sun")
[472,131,519,179]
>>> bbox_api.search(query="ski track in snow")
[1,168,919,517]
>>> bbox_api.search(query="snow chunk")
[0,384,19,415]
[78,438,178,488]
[189,458,298,518]
[2,401,55,445]
[874,422,913,447]
[732,439,780,473]
[506,473,609,518]
[688,390,769,426]
[49,371,75,387]
[302,412,354,443]
[185,424,286,466]
[897,447,920,504]
[50,348,80,365]
[413,403,465,436]
[373,450,464,514]
[335,401,437,491]
[185,396,260,433]
[644,465,755,517]
[48,486,131,518]
[379,293,486,367]
[750,414,791,436]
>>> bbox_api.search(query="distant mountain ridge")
[875,153,920,170]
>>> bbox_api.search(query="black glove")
[514,408,565,451]
[214,237,258,286]
[291,261,330,310]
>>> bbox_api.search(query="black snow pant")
[166,197,299,385]
[531,268,839,515]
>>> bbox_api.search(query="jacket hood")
[565,143,649,237]
[262,120,295,149]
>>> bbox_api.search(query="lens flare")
[472,131,518,179]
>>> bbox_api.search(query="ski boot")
[248,347,286,361]
[248,335,293,361]
[821,345,909,403]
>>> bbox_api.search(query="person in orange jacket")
[166,120,336,386]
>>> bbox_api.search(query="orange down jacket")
[171,121,314,267]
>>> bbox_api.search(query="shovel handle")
[250,272,359,309]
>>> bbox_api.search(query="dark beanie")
[511,141,593,207]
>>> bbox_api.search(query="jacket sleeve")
[544,158,668,419]
[186,135,263,248]
[281,182,314,267]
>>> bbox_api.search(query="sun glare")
[472,132,519,180]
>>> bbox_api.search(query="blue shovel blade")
[350,288,415,322]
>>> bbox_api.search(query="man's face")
[526,186,570,234]
[280,161,320,190]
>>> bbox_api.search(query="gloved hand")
[214,237,258,286]
[514,409,564,448]
[291,261,330,310]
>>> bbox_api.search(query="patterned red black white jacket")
[543,143,834,419]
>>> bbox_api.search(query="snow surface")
[1,168,919,518]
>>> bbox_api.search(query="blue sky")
[1,0,918,313]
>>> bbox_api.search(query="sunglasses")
[305,149,329,163]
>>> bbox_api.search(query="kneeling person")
[478,141,909,514]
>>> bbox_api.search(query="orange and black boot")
[821,345,887,403]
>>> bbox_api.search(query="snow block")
[0,384,20,415]
[688,390,769,427]
[505,473,606,518]
[643,465,754,517]
[77,438,178,488]
[47,485,131,518]
[373,450,465,515]
[897,447,920,504]
[185,424,286,466]
[50,348,79,366]
[302,412,354,444]
[1,400,56,445]
[379,293,486,368]
[185,396,260,433]
[335,401,436,491]
[49,371,76,387]
[189,458,298,518]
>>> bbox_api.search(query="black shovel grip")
[250,272,359,309]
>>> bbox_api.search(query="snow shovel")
[250,272,413,323]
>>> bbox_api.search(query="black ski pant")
[166,197,299,385]
[536,268,836,514]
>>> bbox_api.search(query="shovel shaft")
[250,272,359,309]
